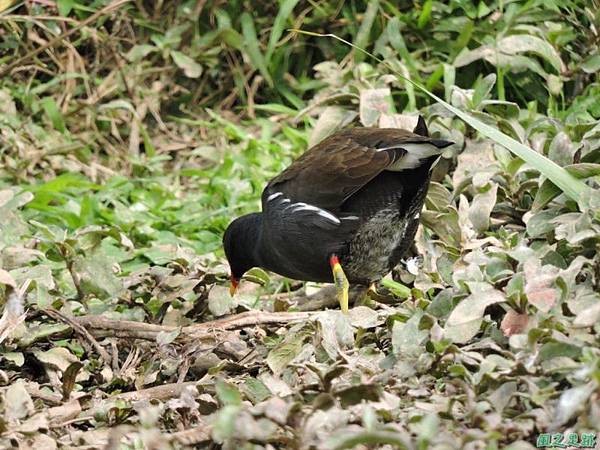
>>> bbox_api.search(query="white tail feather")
[385,143,443,171]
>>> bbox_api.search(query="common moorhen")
[223,117,453,312]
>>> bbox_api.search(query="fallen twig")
[167,424,212,446]
[73,310,318,341]
[112,381,199,402]
[44,308,112,366]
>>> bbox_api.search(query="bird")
[223,116,453,312]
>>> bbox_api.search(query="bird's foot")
[329,255,349,313]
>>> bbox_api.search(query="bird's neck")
[238,213,264,267]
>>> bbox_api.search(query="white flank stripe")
[288,202,340,224]
[317,210,341,224]
[267,192,283,201]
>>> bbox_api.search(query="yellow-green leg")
[368,282,378,297]
[330,255,349,313]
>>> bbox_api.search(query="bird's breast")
[342,208,418,283]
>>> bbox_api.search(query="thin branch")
[44,308,112,365]
[73,310,318,341]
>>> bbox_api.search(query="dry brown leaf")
[500,309,529,336]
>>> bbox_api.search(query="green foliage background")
[0,0,599,448]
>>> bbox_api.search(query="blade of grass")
[289,29,589,204]
[417,0,433,29]
[241,12,273,87]
[353,0,379,64]
[266,0,300,64]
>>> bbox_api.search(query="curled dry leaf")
[500,309,529,336]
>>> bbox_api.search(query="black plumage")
[223,117,453,302]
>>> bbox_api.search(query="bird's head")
[222,213,262,295]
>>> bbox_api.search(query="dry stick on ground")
[73,310,318,341]
[167,425,212,446]
[44,308,112,365]
[83,382,201,420]
[113,381,200,402]
[0,0,132,78]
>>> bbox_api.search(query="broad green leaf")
[72,250,123,300]
[444,287,505,343]
[468,184,498,232]
[553,383,596,427]
[581,54,600,74]
[215,379,242,405]
[309,106,357,146]
[171,51,203,78]
[57,0,74,16]
[125,44,156,62]
[208,285,235,317]
[41,97,66,133]
[391,310,427,357]
[497,35,564,74]
[359,88,391,127]
[380,278,411,298]
[266,337,303,374]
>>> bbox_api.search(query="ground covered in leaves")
[1,1,600,449]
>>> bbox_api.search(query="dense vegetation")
[0,0,599,448]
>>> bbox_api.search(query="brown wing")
[265,127,433,211]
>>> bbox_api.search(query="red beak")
[229,275,239,296]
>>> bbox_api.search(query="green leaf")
[125,44,156,62]
[386,17,418,79]
[266,337,303,374]
[391,310,427,357]
[581,53,600,74]
[553,383,596,427]
[497,34,564,74]
[532,163,600,210]
[537,342,581,362]
[240,13,273,86]
[309,106,357,146]
[380,278,411,298]
[353,0,379,63]
[444,287,505,343]
[41,97,66,133]
[266,0,300,63]
[57,0,74,16]
[215,379,242,405]
[417,0,433,28]
[468,184,498,232]
[72,250,123,300]
[171,51,203,78]
[359,88,392,127]
[208,285,235,317]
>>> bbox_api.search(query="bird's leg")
[329,255,349,313]
[368,282,378,296]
